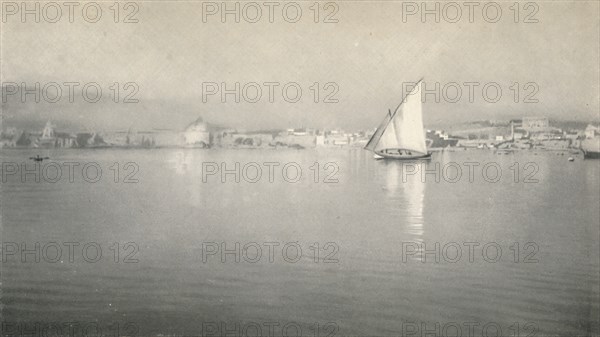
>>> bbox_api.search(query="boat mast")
[390,77,424,118]
[364,78,424,151]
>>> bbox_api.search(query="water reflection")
[379,160,426,242]
[168,150,194,175]
[0,149,598,336]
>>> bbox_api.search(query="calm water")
[1,148,599,336]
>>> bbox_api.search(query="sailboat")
[365,79,431,160]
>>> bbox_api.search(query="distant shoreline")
[0,145,584,153]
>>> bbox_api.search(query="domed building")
[183,117,211,148]
[38,120,78,148]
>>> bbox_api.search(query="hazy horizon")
[2,1,599,131]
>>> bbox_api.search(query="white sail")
[366,80,427,154]
[365,109,393,151]
[391,81,427,154]
[375,114,400,151]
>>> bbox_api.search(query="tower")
[42,121,55,139]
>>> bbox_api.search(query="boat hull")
[374,149,431,160]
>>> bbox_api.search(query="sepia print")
[1,1,599,336]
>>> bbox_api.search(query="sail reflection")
[166,150,209,208]
[381,161,426,242]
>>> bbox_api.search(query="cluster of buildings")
[0,118,372,150]
[1,116,597,151]
[210,128,373,149]
[0,118,214,149]
[435,117,599,151]
[101,117,212,149]
[0,121,105,149]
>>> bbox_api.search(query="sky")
[1,0,599,132]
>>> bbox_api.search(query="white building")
[585,125,599,139]
[41,121,56,139]
[522,117,549,131]
[183,117,210,147]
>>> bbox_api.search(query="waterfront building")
[273,132,316,148]
[41,121,55,139]
[426,130,460,148]
[513,131,526,140]
[76,132,106,147]
[329,136,349,146]
[220,132,272,148]
[54,132,78,147]
[585,124,599,139]
[0,128,18,147]
[316,135,325,146]
[35,121,78,148]
[151,129,184,147]
[292,128,309,136]
[509,119,523,127]
[183,117,211,147]
[522,117,550,131]
[16,131,33,147]
[38,121,58,147]
[103,128,183,148]
[102,130,134,147]
[564,131,581,141]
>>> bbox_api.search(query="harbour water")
[1,148,598,336]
